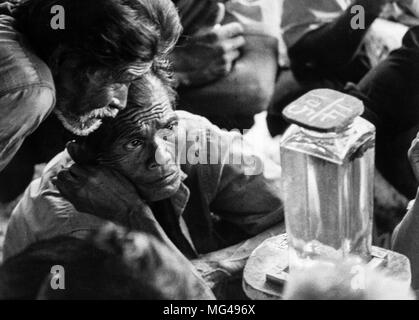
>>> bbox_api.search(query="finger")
[224,61,233,75]
[213,61,233,77]
[54,179,72,199]
[56,169,79,185]
[216,22,244,40]
[221,49,241,65]
[215,3,226,25]
[219,36,246,53]
[67,140,97,165]
[55,170,80,197]
[68,164,90,178]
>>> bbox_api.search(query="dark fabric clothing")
[351,26,419,134]
[346,26,419,197]
[288,6,372,83]
[282,0,373,83]
[151,199,198,259]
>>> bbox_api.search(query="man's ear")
[66,141,97,165]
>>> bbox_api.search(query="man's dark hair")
[13,0,182,69]
[0,225,201,299]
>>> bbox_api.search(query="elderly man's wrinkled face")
[52,53,150,136]
[95,74,182,202]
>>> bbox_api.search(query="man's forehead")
[132,76,175,123]
[106,104,176,150]
[132,104,176,126]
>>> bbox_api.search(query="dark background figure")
[0,224,212,300]
[348,26,419,199]
[171,0,279,130]
[267,0,410,137]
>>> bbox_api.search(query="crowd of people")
[1,0,419,300]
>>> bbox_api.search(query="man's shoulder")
[9,151,74,226]
[0,15,54,96]
[5,150,105,256]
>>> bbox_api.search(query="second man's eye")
[166,122,178,131]
[126,139,144,150]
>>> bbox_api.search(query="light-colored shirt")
[4,111,284,260]
[0,14,55,172]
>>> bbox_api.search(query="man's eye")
[126,139,144,150]
[166,122,178,131]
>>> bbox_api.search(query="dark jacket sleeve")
[289,0,380,72]
[347,26,419,135]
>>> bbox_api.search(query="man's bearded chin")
[54,105,120,136]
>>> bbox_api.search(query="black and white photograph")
[0,0,419,307]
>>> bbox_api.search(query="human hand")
[53,164,150,227]
[172,21,246,87]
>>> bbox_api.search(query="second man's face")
[98,74,183,202]
[52,53,150,136]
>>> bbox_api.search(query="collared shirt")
[4,111,284,260]
[0,14,55,172]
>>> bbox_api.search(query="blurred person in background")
[171,0,281,130]
[267,0,413,137]
[0,224,214,299]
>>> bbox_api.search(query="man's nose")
[110,84,129,110]
[149,139,172,170]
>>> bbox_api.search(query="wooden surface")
[243,234,412,300]
[192,224,285,299]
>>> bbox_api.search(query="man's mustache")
[85,106,120,120]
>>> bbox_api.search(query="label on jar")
[282,89,364,132]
